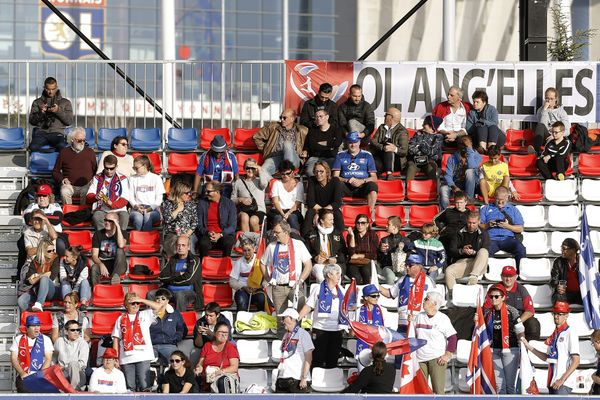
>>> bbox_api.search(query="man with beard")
[338,84,375,146]
[300,83,340,129]
[53,127,98,205]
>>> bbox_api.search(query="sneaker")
[557,173,565,181]
[526,145,536,154]
[467,275,479,285]
[31,302,43,312]
[110,274,121,285]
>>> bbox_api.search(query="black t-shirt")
[303,125,343,158]
[342,363,395,394]
[92,229,127,260]
[162,368,198,393]
[488,305,521,348]
[306,177,343,209]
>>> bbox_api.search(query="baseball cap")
[488,283,506,296]
[36,184,52,196]
[279,308,299,320]
[406,253,424,266]
[501,266,517,277]
[346,131,361,143]
[362,284,379,297]
[25,315,41,327]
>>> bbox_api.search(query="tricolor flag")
[519,341,540,394]
[22,365,78,393]
[399,324,433,394]
[466,302,497,394]
[579,207,600,329]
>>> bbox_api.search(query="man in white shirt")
[275,308,314,393]
[433,85,471,145]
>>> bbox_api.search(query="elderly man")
[275,308,314,393]
[260,220,312,315]
[10,315,54,393]
[522,301,580,395]
[197,181,237,259]
[301,108,344,176]
[445,211,490,290]
[333,131,378,222]
[53,319,89,390]
[86,154,130,231]
[193,134,238,198]
[52,127,98,204]
[338,84,375,145]
[433,85,472,145]
[159,235,202,311]
[439,135,482,209]
[253,108,308,176]
[370,107,409,179]
[300,82,339,129]
[29,76,73,152]
[479,185,526,269]
[90,211,127,286]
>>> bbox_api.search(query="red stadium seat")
[64,230,92,252]
[577,153,600,176]
[91,311,122,335]
[127,283,159,300]
[507,154,538,177]
[479,154,505,165]
[511,180,543,203]
[341,205,371,226]
[374,205,405,227]
[167,153,198,174]
[505,129,534,152]
[129,230,161,254]
[132,152,162,174]
[233,128,260,151]
[377,180,405,202]
[202,256,233,280]
[92,284,126,308]
[181,311,197,335]
[62,204,92,227]
[408,204,439,227]
[202,284,233,308]
[200,128,231,150]
[128,256,161,280]
[406,179,437,202]
[20,311,53,334]
[588,128,600,151]
[236,153,264,172]
[441,153,451,173]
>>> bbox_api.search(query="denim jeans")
[492,347,520,394]
[234,289,266,311]
[153,344,178,366]
[60,279,91,302]
[129,209,161,231]
[17,276,60,310]
[29,132,67,152]
[439,168,479,209]
[488,237,527,269]
[262,142,301,176]
[121,360,152,391]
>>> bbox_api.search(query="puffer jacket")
[338,96,375,135]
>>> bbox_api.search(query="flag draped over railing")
[579,207,600,329]
[466,301,497,394]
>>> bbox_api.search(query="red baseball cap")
[36,184,52,196]
[488,283,506,296]
[102,348,118,359]
[501,266,517,277]
[552,301,570,314]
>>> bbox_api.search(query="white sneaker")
[31,302,43,312]
[467,275,479,285]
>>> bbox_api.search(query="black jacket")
[449,227,490,262]
[160,254,203,309]
[338,96,375,135]
[304,228,347,266]
[300,97,339,129]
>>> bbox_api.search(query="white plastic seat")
[0,215,23,226]
[239,368,268,392]
[519,258,552,282]
[579,340,597,365]
[527,340,548,366]
[534,368,550,394]
[379,284,398,309]
[430,284,447,307]
[534,312,555,338]
[544,179,577,202]
[547,205,581,228]
[524,284,553,308]
[550,231,580,254]
[591,230,600,253]
[581,179,600,202]
[237,339,270,364]
[311,368,346,392]
[271,340,282,362]
[235,311,271,336]
[522,231,549,255]
[346,339,357,364]
[485,258,515,282]
[455,339,471,364]
[568,312,593,337]
[571,369,595,394]
[586,205,600,227]
[516,205,546,228]
[457,367,470,393]
[451,284,483,307]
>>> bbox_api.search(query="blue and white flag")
[579,208,600,329]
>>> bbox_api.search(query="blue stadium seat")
[29,151,58,175]
[167,128,198,151]
[84,127,96,149]
[97,127,127,150]
[130,127,161,151]
[0,127,25,150]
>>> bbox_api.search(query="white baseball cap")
[278,308,299,320]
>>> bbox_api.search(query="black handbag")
[239,179,258,214]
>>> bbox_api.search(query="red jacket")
[432,100,472,120]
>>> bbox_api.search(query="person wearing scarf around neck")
[522,301,580,395]
[97,135,135,177]
[298,263,347,369]
[275,308,314,393]
[10,315,54,393]
[304,208,347,283]
[355,284,384,357]
[193,134,239,199]
[229,239,267,312]
[481,283,525,394]
[111,293,162,392]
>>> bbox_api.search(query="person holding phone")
[29,77,73,152]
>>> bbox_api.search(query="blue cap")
[362,284,379,297]
[346,131,361,143]
[406,253,424,266]
[25,315,41,327]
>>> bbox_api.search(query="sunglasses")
[46,249,56,253]
[119,142,128,146]
[36,194,49,198]
[103,219,114,223]
[357,221,369,225]
[104,166,116,171]
[368,294,380,298]
[279,115,290,120]
[206,189,218,194]
[169,359,182,364]
[130,302,141,306]
[245,167,257,171]
[68,328,82,333]
[33,217,43,222]
[489,295,503,299]
[73,139,86,143]
[553,312,567,316]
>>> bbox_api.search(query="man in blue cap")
[10,315,54,392]
[332,131,378,222]
[193,134,239,198]
[379,253,436,334]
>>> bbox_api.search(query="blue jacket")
[197,196,237,236]
[466,104,500,133]
[149,309,187,345]
[480,202,524,241]
[444,147,482,188]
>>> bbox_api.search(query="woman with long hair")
[161,350,199,393]
[17,239,60,312]
[231,157,269,232]
[128,154,165,231]
[268,160,304,232]
[50,291,92,343]
[346,213,378,284]
[303,161,343,235]
[161,179,198,258]
[343,341,395,393]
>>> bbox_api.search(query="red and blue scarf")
[95,173,125,205]
[271,240,296,283]
[280,324,301,364]
[544,322,569,387]
[356,304,384,355]
[18,334,44,373]
[317,281,347,326]
[484,303,510,352]
[201,151,235,183]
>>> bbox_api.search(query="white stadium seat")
[568,312,593,337]
[547,205,580,228]
[581,179,600,202]
[237,339,270,364]
[544,179,577,202]
[579,340,597,366]
[534,313,555,338]
[451,284,484,307]
[527,340,548,366]
[239,368,268,392]
[517,205,546,228]
[522,231,549,255]
[586,205,600,227]
[311,368,346,392]
[519,258,552,282]
[550,231,580,254]
[455,339,471,364]
[485,258,515,282]
[457,367,470,393]
[271,340,282,362]
[524,284,553,308]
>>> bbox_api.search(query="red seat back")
[408,204,440,227]
[128,256,161,280]
[200,128,231,150]
[128,283,159,300]
[374,205,405,227]
[377,179,405,202]
[341,205,371,226]
[507,154,538,176]
[511,180,543,203]
[129,230,161,254]
[201,256,233,280]
[236,153,264,173]
[20,311,53,333]
[233,128,260,151]
[181,311,197,335]
[202,284,233,308]
[406,179,437,201]
[167,153,198,174]
[578,153,600,176]
[505,129,534,152]
[92,284,125,307]
[62,204,92,227]
[132,152,162,174]
[91,311,122,335]
[64,230,92,252]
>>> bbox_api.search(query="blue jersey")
[480,203,524,241]
[332,150,376,180]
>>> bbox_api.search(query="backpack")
[570,123,592,153]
